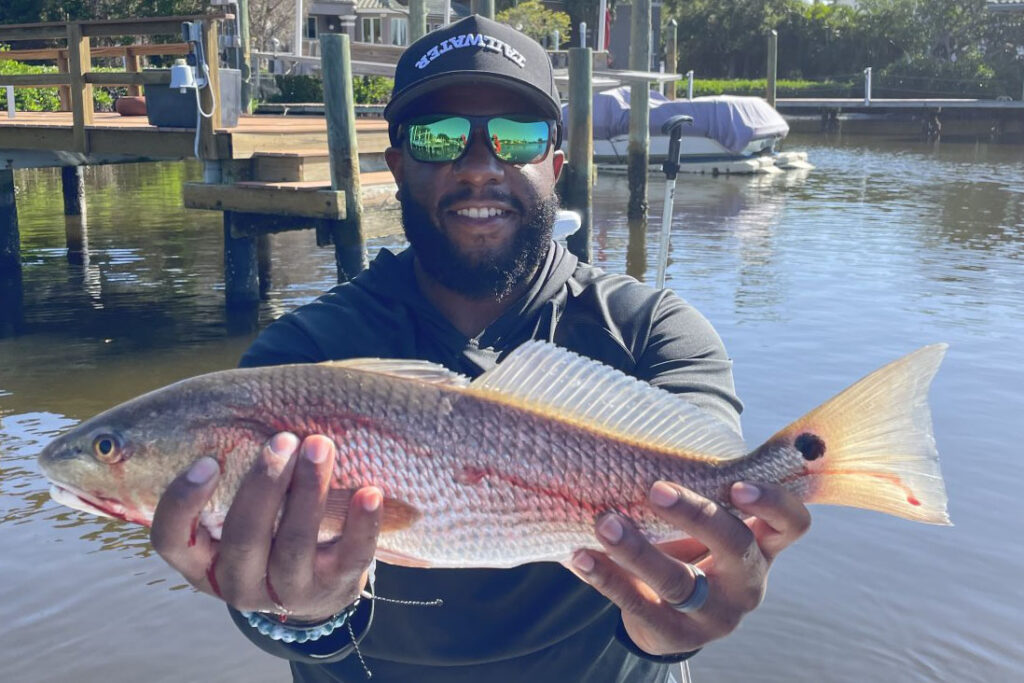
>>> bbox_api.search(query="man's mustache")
[438,188,524,215]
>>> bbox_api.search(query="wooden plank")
[0,125,75,151]
[0,44,191,62]
[56,54,71,111]
[0,48,62,61]
[0,26,67,41]
[66,22,93,153]
[0,74,72,87]
[80,14,234,38]
[182,182,347,219]
[125,47,142,96]
[348,43,404,65]
[84,71,170,86]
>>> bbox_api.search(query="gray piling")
[61,166,88,264]
[409,0,427,43]
[665,20,677,101]
[224,211,260,306]
[627,0,652,268]
[478,0,495,19]
[0,168,19,278]
[767,30,778,108]
[564,47,593,264]
[321,33,367,282]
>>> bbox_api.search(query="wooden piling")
[665,20,677,101]
[223,211,260,305]
[257,233,272,297]
[238,0,253,112]
[61,166,88,263]
[66,22,93,153]
[767,30,778,108]
[320,33,367,282]
[478,0,495,19]
[409,0,427,43]
[0,168,19,277]
[627,0,652,266]
[564,48,593,264]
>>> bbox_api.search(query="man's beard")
[399,184,558,300]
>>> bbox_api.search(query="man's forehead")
[406,83,546,117]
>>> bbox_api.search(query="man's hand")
[570,481,811,656]
[150,433,381,622]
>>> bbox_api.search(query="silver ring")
[667,565,709,613]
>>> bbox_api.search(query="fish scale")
[39,341,950,569]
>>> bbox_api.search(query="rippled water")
[1,134,1022,682]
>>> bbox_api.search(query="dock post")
[0,168,19,276]
[409,0,427,43]
[767,30,778,108]
[627,0,652,277]
[665,20,677,101]
[565,47,593,264]
[61,166,89,264]
[238,0,253,112]
[224,211,260,306]
[257,234,272,297]
[321,33,367,282]
[478,0,495,19]
[864,67,872,106]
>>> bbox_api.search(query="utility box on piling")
[144,68,242,128]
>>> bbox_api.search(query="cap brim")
[384,70,562,125]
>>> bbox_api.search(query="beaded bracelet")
[242,560,377,644]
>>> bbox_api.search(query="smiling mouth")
[453,207,510,219]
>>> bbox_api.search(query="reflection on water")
[1,135,1022,682]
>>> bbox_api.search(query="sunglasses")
[402,114,555,165]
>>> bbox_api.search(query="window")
[390,18,407,46]
[306,17,317,39]
[361,17,382,44]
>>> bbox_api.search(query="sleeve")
[227,599,374,665]
[634,290,743,436]
[239,312,327,368]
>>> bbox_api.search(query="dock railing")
[0,14,232,154]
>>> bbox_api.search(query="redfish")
[38,341,950,568]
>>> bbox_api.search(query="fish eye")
[92,434,123,463]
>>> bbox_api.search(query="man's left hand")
[569,481,811,656]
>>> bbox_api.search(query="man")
[151,15,810,682]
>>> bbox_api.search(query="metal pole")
[767,30,778,108]
[687,70,694,100]
[864,66,872,106]
[565,47,593,264]
[321,33,367,281]
[410,0,427,43]
[295,0,303,58]
[627,0,652,273]
[597,0,607,52]
[444,0,451,26]
[665,19,677,100]
[580,23,587,48]
[5,86,13,118]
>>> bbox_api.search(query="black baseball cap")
[384,14,562,147]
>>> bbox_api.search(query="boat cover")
[564,86,790,154]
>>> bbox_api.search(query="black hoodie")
[231,242,742,683]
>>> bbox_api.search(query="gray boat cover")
[564,86,790,154]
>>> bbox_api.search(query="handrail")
[0,14,228,155]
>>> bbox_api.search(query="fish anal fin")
[376,547,433,568]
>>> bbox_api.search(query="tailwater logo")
[415,33,526,70]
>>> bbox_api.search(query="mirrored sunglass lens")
[407,117,471,162]
[487,118,551,163]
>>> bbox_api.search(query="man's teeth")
[455,207,507,219]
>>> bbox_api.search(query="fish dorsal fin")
[319,358,471,387]
[470,341,746,459]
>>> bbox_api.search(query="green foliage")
[497,0,572,48]
[268,75,393,105]
[0,59,123,111]
[676,78,858,98]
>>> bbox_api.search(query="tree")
[497,0,571,48]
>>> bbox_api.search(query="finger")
[649,481,758,572]
[570,548,668,623]
[320,486,382,586]
[730,482,811,562]
[655,537,709,564]
[151,456,221,589]
[267,435,336,598]
[214,433,301,603]
[595,513,702,607]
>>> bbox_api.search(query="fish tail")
[764,345,950,525]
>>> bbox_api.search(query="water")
[1,134,1022,681]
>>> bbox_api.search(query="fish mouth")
[48,484,134,523]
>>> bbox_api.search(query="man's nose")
[452,128,504,185]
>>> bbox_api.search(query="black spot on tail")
[795,433,826,461]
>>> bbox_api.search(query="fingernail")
[572,550,595,573]
[362,488,382,512]
[268,432,300,460]
[187,457,218,485]
[650,481,679,508]
[732,482,761,505]
[303,439,329,464]
[597,515,624,544]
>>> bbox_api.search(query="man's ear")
[384,146,404,199]
[550,149,565,183]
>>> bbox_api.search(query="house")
[307,0,471,49]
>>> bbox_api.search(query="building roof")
[987,0,1024,10]
[349,0,471,17]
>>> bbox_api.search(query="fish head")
[38,372,261,527]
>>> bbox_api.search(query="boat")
[562,86,810,175]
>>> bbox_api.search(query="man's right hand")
[151,433,382,623]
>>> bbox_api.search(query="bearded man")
[151,15,810,683]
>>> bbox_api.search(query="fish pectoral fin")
[318,358,471,387]
[375,548,433,568]
[324,489,423,534]
[469,340,747,459]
